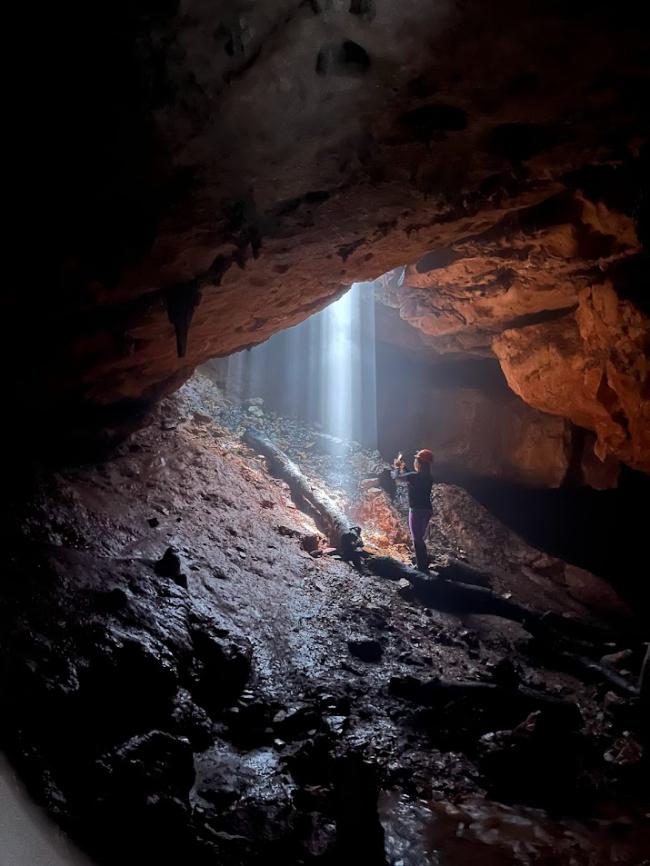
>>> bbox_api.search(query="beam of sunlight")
[224,282,377,448]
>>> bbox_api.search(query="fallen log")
[389,674,582,733]
[243,428,363,559]
[641,644,650,707]
[526,637,641,698]
[242,433,640,699]
[436,556,492,588]
[366,555,536,625]
[367,555,640,698]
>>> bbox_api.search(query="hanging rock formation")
[377,229,649,474]
[493,283,650,472]
[375,180,650,473]
[7,0,649,461]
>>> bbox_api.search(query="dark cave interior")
[2,1,650,864]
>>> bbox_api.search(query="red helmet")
[415,449,434,464]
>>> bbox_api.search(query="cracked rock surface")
[8,1,650,467]
[2,383,648,864]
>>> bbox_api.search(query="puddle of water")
[379,791,650,866]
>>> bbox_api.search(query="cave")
[2,1,650,864]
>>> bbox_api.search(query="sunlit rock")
[6,1,649,460]
[493,282,650,472]
[380,382,574,488]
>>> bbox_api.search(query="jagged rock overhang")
[6,0,649,461]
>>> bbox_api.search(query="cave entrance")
[196,275,649,608]
[6,289,650,866]
[215,281,379,450]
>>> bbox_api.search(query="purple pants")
[409,508,432,572]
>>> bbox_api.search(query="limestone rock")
[374,180,649,476]
[492,283,650,472]
[6,2,649,456]
[380,384,574,487]
[378,195,639,350]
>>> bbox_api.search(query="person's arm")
[391,467,416,482]
[391,453,415,482]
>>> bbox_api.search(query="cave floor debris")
[2,375,648,865]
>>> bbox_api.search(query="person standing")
[392,449,434,572]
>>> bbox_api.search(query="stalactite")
[165,280,202,358]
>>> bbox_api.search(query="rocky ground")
[1,373,649,865]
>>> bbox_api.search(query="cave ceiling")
[8,0,649,465]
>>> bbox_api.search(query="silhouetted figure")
[392,449,434,572]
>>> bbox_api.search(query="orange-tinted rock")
[578,432,621,490]
[375,187,648,476]
[561,563,631,619]
[7,3,650,454]
[492,283,650,472]
[375,196,640,357]
[350,488,411,558]
[381,384,573,488]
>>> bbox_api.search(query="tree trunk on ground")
[435,556,492,587]
[365,555,534,624]
[388,674,583,731]
[527,642,643,698]
[243,428,363,558]
[243,432,641,700]
[366,555,640,698]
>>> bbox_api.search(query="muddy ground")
[1,373,649,865]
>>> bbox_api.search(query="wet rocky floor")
[1,374,648,865]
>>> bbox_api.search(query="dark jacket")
[392,467,433,510]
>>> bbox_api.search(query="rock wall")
[7,1,650,455]
[376,343,621,489]
[375,183,650,473]
[379,264,649,475]
[380,382,573,488]
[376,192,643,354]
[493,282,650,473]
